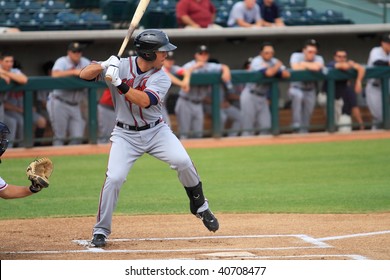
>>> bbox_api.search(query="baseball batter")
[80,29,219,248]
[365,33,390,129]
[47,42,91,146]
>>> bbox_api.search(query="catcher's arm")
[26,158,54,193]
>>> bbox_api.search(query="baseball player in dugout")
[288,39,324,133]
[47,42,91,146]
[175,45,233,139]
[0,122,53,199]
[365,33,390,129]
[79,29,219,248]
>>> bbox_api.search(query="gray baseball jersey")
[365,46,390,125]
[47,55,90,146]
[92,57,203,238]
[289,52,324,132]
[175,60,222,139]
[240,55,284,135]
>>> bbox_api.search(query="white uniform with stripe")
[365,46,390,126]
[0,177,7,192]
[47,55,91,146]
[93,57,202,238]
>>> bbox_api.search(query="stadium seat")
[66,0,100,9]
[56,11,88,30]
[42,0,70,13]
[0,1,18,14]
[300,7,321,25]
[279,0,306,11]
[321,9,353,24]
[141,9,177,29]
[8,10,41,31]
[100,0,137,23]
[281,9,303,26]
[80,11,112,29]
[214,6,230,27]
[33,11,63,30]
[18,0,42,13]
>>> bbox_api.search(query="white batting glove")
[100,55,120,70]
[106,65,121,86]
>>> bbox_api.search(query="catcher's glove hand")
[26,157,54,193]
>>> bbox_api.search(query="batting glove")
[106,65,121,86]
[100,55,120,70]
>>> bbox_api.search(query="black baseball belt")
[54,96,79,106]
[180,96,202,104]
[116,119,161,131]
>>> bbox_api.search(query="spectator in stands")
[240,42,290,136]
[324,49,365,131]
[176,0,221,28]
[162,51,192,127]
[227,0,263,28]
[175,45,232,139]
[47,42,91,146]
[365,33,390,129]
[0,52,29,147]
[288,39,324,133]
[258,0,285,27]
[97,88,116,144]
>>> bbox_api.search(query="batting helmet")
[0,122,10,162]
[134,29,177,61]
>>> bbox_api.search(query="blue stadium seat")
[100,0,137,23]
[42,0,70,13]
[279,0,306,11]
[8,10,40,31]
[321,9,353,24]
[0,1,18,14]
[80,11,112,29]
[281,9,303,26]
[18,0,42,13]
[56,11,88,30]
[33,11,63,30]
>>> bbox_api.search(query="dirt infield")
[1,131,390,260]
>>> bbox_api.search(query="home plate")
[201,251,256,258]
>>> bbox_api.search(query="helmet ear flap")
[137,51,157,61]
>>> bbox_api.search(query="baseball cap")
[304,39,319,48]
[381,33,390,43]
[196,45,209,53]
[67,42,85,52]
[166,51,175,60]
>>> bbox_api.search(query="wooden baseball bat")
[105,0,151,82]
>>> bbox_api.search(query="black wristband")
[117,82,130,94]
[29,185,40,193]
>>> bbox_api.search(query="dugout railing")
[1,66,390,147]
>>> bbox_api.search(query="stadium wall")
[1,24,390,75]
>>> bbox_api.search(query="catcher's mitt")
[26,157,53,193]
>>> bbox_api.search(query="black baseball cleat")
[91,234,106,247]
[197,209,219,232]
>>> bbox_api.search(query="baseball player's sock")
[197,208,219,232]
[91,234,107,247]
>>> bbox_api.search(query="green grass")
[1,139,389,219]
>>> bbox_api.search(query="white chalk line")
[2,231,386,259]
[1,234,330,256]
[318,230,390,241]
